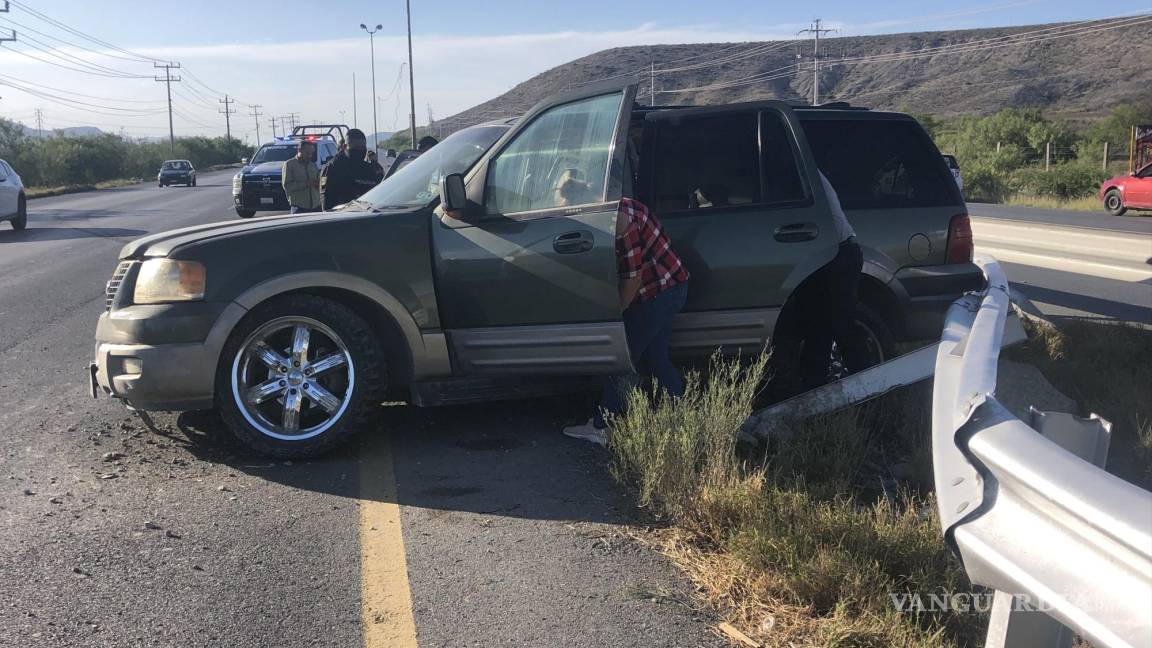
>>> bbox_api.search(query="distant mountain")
[21,125,105,138]
[439,20,1151,134]
[367,132,393,150]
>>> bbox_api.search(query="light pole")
[404,0,416,150]
[360,23,382,151]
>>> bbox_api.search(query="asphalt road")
[968,203,1152,326]
[0,172,722,648]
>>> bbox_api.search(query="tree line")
[912,102,1152,202]
[0,117,252,188]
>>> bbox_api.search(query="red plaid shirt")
[617,198,689,303]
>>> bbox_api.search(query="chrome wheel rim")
[230,316,355,441]
[829,320,884,381]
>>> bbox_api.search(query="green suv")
[90,82,979,457]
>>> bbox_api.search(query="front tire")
[215,294,385,458]
[235,208,255,218]
[1104,190,1126,216]
[11,195,27,230]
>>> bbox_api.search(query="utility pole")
[34,108,43,138]
[1103,141,1109,171]
[154,62,182,154]
[0,1,13,44]
[797,19,837,106]
[360,23,382,149]
[249,104,263,144]
[352,72,358,127]
[269,116,279,139]
[405,0,417,150]
[218,94,236,142]
[1045,141,1051,171]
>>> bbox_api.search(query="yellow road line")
[360,437,419,648]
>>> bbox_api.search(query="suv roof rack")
[792,101,870,111]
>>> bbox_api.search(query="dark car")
[158,160,196,187]
[92,82,978,458]
[232,129,342,218]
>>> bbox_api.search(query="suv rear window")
[800,118,958,210]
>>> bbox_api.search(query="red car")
[1100,162,1152,216]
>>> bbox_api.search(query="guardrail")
[932,255,1152,648]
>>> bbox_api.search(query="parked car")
[0,158,27,231]
[1100,162,1152,216]
[942,154,963,193]
[233,127,342,218]
[158,160,197,187]
[91,83,977,457]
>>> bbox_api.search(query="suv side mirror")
[440,173,467,214]
[241,157,249,165]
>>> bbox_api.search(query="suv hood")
[120,210,380,259]
[245,161,285,175]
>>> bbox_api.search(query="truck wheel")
[215,294,385,458]
[11,195,27,230]
[829,302,896,381]
[1104,190,1126,216]
[235,208,255,218]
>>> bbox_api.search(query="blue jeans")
[290,205,319,214]
[595,281,688,428]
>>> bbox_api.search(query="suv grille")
[105,261,132,310]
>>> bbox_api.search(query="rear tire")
[215,294,385,458]
[831,301,896,380]
[11,195,27,230]
[1104,190,1126,216]
[235,208,255,218]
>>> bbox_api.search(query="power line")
[2,27,149,77]
[249,104,263,144]
[220,94,236,141]
[7,0,161,63]
[0,72,165,104]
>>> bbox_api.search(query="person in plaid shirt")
[563,197,690,445]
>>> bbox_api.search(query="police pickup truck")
[231,125,345,218]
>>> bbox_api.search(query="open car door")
[432,81,638,375]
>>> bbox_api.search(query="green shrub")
[961,163,1009,202]
[1010,163,1106,200]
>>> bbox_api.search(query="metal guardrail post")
[932,255,1152,648]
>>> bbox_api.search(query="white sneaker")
[562,418,608,446]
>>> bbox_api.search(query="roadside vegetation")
[608,355,985,647]
[912,102,1152,209]
[0,116,251,191]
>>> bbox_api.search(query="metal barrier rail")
[932,255,1152,648]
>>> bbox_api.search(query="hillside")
[437,20,1151,134]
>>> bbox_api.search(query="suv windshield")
[251,145,298,164]
[359,125,507,209]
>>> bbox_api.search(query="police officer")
[320,128,379,210]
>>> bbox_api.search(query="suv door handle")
[553,230,594,254]
[774,223,819,243]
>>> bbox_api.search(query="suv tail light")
[946,214,973,264]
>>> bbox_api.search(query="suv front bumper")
[91,301,247,411]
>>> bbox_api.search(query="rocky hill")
[436,19,1151,134]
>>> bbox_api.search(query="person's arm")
[281,160,299,193]
[616,206,644,311]
[618,275,642,311]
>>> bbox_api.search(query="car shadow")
[158,392,639,526]
[0,226,148,242]
[1014,283,1152,324]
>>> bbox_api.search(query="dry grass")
[1007,318,1152,489]
[25,177,143,199]
[999,194,1102,212]
[607,354,985,647]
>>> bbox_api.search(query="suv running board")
[409,375,599,407]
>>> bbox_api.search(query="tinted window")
[801,119,959,209]
[760,112,806,204]
[652,112,760,214]
[485,92,622,215]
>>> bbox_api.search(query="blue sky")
[0,0,1146,141]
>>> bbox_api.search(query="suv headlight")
[232,174,242,192]
[133,259,206,304]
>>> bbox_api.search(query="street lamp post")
[405,0,416,150]
[360,23,382,152]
